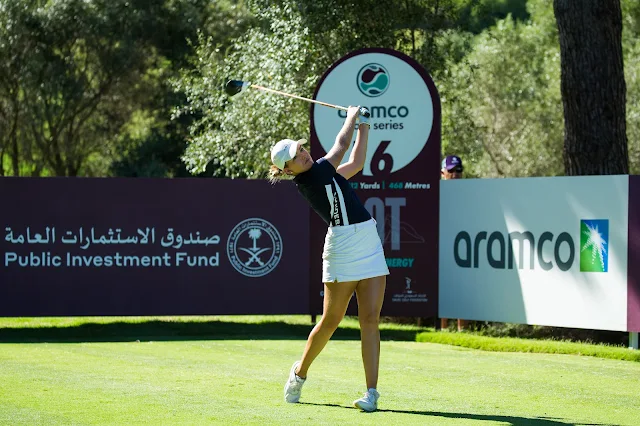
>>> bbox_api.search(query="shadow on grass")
[0,319,422,344]
[299,402,618,426]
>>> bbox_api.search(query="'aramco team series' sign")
[310,48,441,316]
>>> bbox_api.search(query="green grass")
[0,315,426,343]
[1,316,640,425]
[1,315,636,362]
[417,331,640,362]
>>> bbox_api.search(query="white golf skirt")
[322,218,390,283]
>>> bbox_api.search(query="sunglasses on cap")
[447,166,463,173]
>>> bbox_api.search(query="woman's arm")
[323,106,360,169]
[337,122,369,179]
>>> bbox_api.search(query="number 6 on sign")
[371,140,393,176]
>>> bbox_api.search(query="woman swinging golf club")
[268,106,389,412]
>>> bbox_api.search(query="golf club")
[224,80,370,118]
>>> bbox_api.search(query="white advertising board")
[439,176,628,331]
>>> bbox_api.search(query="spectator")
[441,155,463,180]
[440,155,469,331]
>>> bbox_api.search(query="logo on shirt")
[332,192,342,226]
[227,218,283,277]
[357,63,390,97]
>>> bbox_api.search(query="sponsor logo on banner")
[391,276,428,303]
[453,219,609,272]
[3,219,285,278]
[227,218,283,277]
[0,178,308,316]
[580,219,608,272]
[2,226,222,269]
[314,52,434,177]
[357,63,390,97]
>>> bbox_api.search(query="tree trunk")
[553,0,628,175]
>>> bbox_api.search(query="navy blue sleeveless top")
[293,158,371,227]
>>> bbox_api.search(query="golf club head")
[224,80,251,97]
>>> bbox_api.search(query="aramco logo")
[453,219,609,272]
[580,219,608,272]
[357,63,390,97]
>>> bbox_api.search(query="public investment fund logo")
[357,63,390,97]
[580,219,608,272]
[227,218,283,277]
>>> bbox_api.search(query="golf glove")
[358,107,371,127]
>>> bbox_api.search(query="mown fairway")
[0,317,638,425]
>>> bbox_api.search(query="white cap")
[270,139,304,170]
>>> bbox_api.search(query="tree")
[175,2,330,178]
[174,0,636,179]
[0,2,45,176]
[622,0,640,174]
[456,0,529,34]
[438,0,563,178]
[553,0,628,175]
[0,0,214,177]
[175,0,472,178]
[111,0,253,178]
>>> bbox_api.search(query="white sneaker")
[353,388,379,412]
[284,361,306,403]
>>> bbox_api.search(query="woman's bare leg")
[355,275,386,389]
[296,280,359,378]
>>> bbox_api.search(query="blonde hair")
[267,164,287,184]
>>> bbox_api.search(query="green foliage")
[110,112,194,178]
[456,0,529,33]
[110,1,254,178]
[175,0,470,178]
[437,0,563,177]
[175,3,321,178]
[623,0,640,174]
[0,1,41,176]
[3,0,638,178]
[202,0,255,56]
[0,0,213,176]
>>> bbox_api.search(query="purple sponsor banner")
[0,178,309,316]
[628,176,640,332]
[310,48,440,316]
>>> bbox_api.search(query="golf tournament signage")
[439,175,640,332]
[310,48,441,316]
[0,178,309,316]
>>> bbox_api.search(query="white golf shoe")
[284,361,306,403]
[353,388,379,412]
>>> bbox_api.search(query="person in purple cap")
[440,155,469,331]
[441,155,463,180]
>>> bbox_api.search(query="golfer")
[268,105,389,412]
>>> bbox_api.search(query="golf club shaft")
[250,84,348,112]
